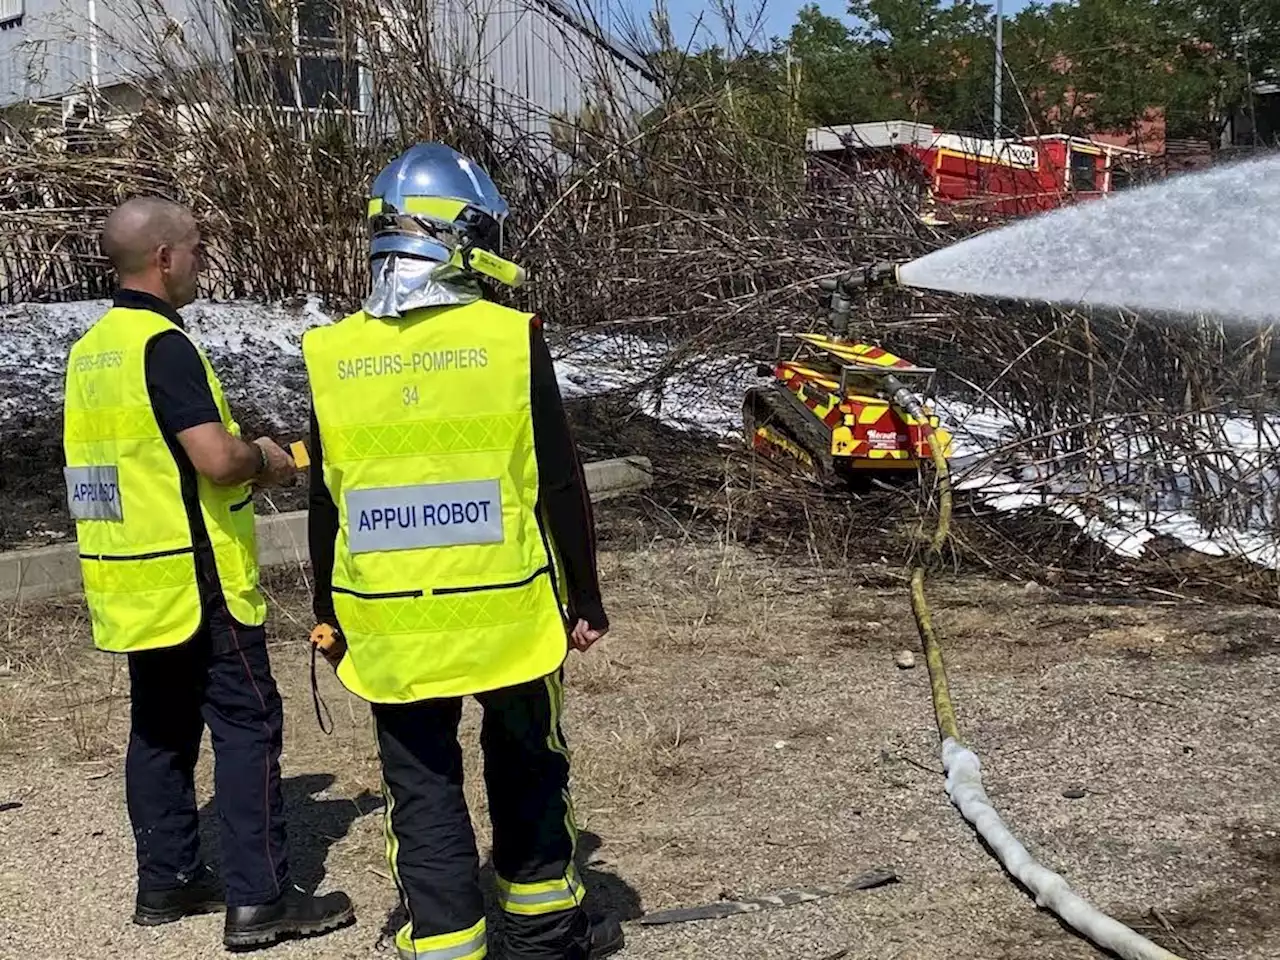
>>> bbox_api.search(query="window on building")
[0,0,24,29]
[1069,151,1097,192]
[231,0,361,111]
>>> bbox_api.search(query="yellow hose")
[903,412,1186,960]
[911,434,959,744]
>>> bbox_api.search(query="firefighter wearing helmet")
[301,143,622,959]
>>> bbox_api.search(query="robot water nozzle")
[820,261,901,296]
[867,261,901,288]
[821,262,902,339]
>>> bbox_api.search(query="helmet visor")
[368,204,504,258]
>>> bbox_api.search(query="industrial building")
[0,0,657,134]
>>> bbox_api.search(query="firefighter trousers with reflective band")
[375,671,591,960]
[126,614,289,907]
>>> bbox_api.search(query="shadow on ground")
[198,772,383,892]
[577,830,644,922]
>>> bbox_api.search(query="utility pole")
[88,0,100,91]
[993,0,1004,135]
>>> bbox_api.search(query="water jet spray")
[894,153,1280,322]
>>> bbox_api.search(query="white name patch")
[65,465,123,521]
[346,479,504,554]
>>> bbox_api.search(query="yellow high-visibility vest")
[62,306,266,653]
[302,299,568,703]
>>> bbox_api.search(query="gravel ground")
[1,542,1277,960]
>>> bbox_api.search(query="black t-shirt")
[146,332,222,435]
[114,289,244,646]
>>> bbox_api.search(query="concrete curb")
[1,456,652,604]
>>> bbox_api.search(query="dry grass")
[0,595,123,759]
[0,534,1279,958]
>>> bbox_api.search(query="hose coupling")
[882,374,927,421]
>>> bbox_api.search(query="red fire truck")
[806,120,1152,223]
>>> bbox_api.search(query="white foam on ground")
[0,296,328,426]
[555,336,1280,570]
[0,300,752,433]
[553,331,762,436]
[936,397,1280,569]
[5,298,1279,570]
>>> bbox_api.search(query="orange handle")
[310,622,338,652]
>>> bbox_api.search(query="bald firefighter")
[303,144,623,959]
[62,198,354,950]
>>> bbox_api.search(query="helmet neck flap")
[363,252,483,319]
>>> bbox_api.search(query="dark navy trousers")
[374,672,592,959]
[125,611,290,907]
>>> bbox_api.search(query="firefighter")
[302,143,624,959]
[62,197,355,950]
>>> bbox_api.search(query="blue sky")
[654,0,1037,48]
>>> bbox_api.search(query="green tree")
[845,0,996,127]
[997,0,1280,141]
[1163,0,1280,140]
[666,0,1280,146]
[786,5,892,125]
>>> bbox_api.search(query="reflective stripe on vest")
[62,306,265,653]
[302,300,568,703]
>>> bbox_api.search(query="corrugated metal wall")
[423,0,656,135]
[0,0,223,107]
[0,0,86,105]
[0,0,656,132]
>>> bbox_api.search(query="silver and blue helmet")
[366,143,508,266]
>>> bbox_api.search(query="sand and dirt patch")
[1,529,1277,960]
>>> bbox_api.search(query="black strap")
[310,642,334,736]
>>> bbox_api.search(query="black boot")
[590,914,625,959]
[223,886,355,951]
[133,864,225,926]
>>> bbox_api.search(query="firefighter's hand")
[310,622,347,669]
[253,437,297,487]
[569,619,606,652]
